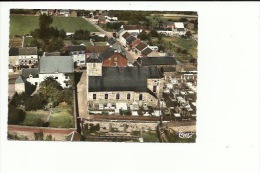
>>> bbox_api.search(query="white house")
[14,68,39,93]
[67,45,86,66]
[172,22,186,35]
[18,47,38,67]
[40,9,48,15]
[39,56,74,88]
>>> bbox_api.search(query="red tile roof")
[135,42,147,51]
[86,46,109,53]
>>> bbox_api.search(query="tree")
[73,29,90,40]
[59,29,66,39]
[8,105,26,125]
[47,38,64,52]
[185,31,192,38]
[138,30,149,40]
[149,29,158,37]
[39,77,62,103]
[39,14,53,28]
[24,94,47,111]
[182,49,188,54]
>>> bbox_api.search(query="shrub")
[8,105,26,125]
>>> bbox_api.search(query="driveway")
[77,71,88,119]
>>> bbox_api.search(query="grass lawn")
[23,37,34,46]
[48,105,74,128]
[22,110,49,126]
[142,131,159,142]
[10,15,98,37]
[94,42,107,46]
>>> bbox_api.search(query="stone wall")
[147,78,165,97]
[88,91,158,107]
[87,62,102,76]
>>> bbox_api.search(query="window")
[65,75,68,79]
[116,93,120,100]
[153,86,157,92]
[55,77,58,79]
[66,83,69,87]
[127,93,131,100]
[139,94,143,100]
[35,82,38,85]
[93,94,96,100]
[105,94,108,99]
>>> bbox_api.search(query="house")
[107,37,117,46]
[120,32,131,47]
[130,39,141,50]
[87,66,165,108]
[185,23,195,30]
[141,47,160,57]
[59,9,70,17]
[99,48,128,67]
[134,56,177,74]
[9,47,20,71]
[111,42,124,54]
[166,21,175,29]
[8,65,14,73]
[92,15,99,24]
[15,76,25,94]
[118,25,148,43]
[18,47,38,69]
[15,68,39,93]
[70,10,77,17]
[148,46,159,52]
[21,68,39,86]
[43,52,61,56]
[125,36,136,49]
[67,45,86,66]
[39,56,74,88]
[86,46,109,58]
[173,22,186,35]
[134,42,148,56]
[98,16,107,24]
[40,9,48,15]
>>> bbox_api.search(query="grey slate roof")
[87,53,102,63]
[112,43,123,53]
[126,36,137,44]
[89,66,163,93]
[67,45,86,52]
[99,48,115,60]
[39,56,74,74]
[44,52,61,56]
[9,47,19,56]
[142,47,153,56]
[21,68,39,78]
[19,47,37,55]
[136,56,177,66]
[107,38,117,45]
[15,76,24,84]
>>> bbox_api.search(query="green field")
[10,15,98,37]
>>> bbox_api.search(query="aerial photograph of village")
[8,9,198,142]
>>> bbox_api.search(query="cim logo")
[178,132,195,139]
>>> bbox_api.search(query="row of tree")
[8,77,74,125]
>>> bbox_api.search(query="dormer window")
[29,74,33,78]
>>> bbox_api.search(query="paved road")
[84,17,113,38]
[83,17,136,64]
